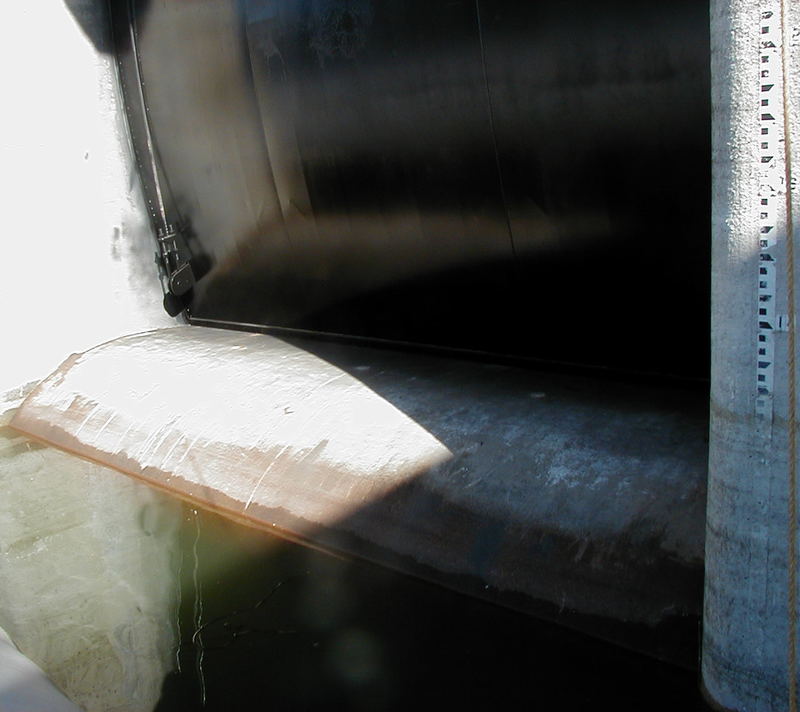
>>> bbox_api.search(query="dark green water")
[155,507,710,711]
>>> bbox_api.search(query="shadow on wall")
[63,0,151,54]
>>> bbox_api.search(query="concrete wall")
[704,0,800,709]
[0,1,173,396]
[0,4,182,709]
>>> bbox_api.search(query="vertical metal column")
[704,0,799,709]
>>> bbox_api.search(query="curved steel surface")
[112,0,710,379]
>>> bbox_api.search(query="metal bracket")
[157,224,196,297]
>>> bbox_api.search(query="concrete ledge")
[11,325,708,667]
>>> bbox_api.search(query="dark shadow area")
[193,240,709,384]
[123,0,710,378]
[155,506,711,711]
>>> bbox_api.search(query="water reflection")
[157,505,709,711]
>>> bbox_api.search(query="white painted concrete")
[0,2,173,396]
